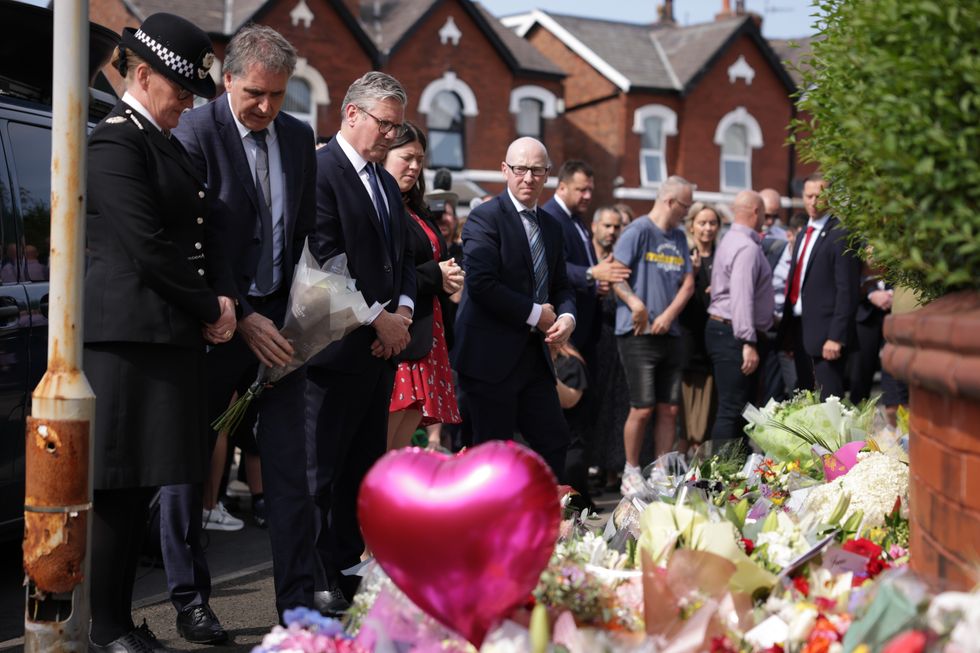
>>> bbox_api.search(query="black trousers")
[305,361,394,600]
[705,320,764,441]
[90,486,156,644]
[850,310,885,403]
[164,293,315,617]
[458,336,570,480]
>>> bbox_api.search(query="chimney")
[657,0,676,26]
[715,0,733,20]
[716,0,754,21]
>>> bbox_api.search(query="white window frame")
[418,71,479,117]
[508,85,559,119]
[284,57,329,134]
[713,106,763,192]
[632,104,677,187]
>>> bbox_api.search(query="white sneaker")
[203,502,244,532]
[620,465,647,498]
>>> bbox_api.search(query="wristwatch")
[585,267,594,283]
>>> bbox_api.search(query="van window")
[0,143,13,285]
[6,122,51,283]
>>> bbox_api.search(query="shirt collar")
[730,222,762,244]
[807,213,830,231]
[121,92,162,133]
[507,187,536,215]
[553,194,572,218]
[334,131,371,174]
[226,92,278,144]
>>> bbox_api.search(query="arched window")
[632,104,677,187]
[714,106,763,192]
[283,78,314,127]
[721,123,750,190]
[427,91,465,169]
[516,97,543,140]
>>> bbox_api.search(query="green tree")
[794,0,980,299]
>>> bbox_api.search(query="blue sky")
[481,0,819,39]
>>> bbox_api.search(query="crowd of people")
[80,14,906,653]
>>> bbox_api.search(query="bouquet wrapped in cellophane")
[212,240,385,435]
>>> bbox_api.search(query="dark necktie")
[251,129,274,294]
[787,225,816,306]
[365,162,391,244]
[522,209,549,303]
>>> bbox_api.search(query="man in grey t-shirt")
[611,176,695,497]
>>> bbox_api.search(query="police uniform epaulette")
[124,108,144,131]
[105,116,127,124]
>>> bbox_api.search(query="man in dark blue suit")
[541,160,629,358]
[304,72,416,614]
[782,174,861,399]
[540,160,628,500]
[453,137,576,478]
[170,25,317,630]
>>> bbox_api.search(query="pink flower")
[881,630,927,653]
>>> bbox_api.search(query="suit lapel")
[275,115,297,254]
[328,140,389,252]
[801,216,838,287]
[216,98,261,212]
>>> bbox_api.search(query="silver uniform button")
[197,217,204,224]
[198,269,205,276]
[198,191,205,199]
[195,242,202,250]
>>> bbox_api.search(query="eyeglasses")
[359,107,404,136]
[673,197,692,211]
[765,213,781,220]
[156,71,193,102]
[504,162,550,178]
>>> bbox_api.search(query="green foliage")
[793,0,980,299]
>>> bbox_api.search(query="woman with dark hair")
[678,202,721,450]
[383,122,464,449]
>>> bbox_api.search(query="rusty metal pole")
[24,0,95,650]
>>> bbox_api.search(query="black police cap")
[120,12,216,99]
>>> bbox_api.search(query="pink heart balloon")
[358,441,560,647]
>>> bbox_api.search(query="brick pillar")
[883,290,980,590]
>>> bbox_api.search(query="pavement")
[0,484,623,651]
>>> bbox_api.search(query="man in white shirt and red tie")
[781,173,861,399]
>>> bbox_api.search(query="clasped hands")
[370,306,412,359]
[203,296,237,345]
[439,257,465,295]
[627,298,673,336]
[536,303,574,345]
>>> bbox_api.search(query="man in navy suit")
[453,137,576,478]
[782,174,861,399]
[540,160,627,500]
[305,72,416,614]
[170,25,317,627]
[541,160,629,359]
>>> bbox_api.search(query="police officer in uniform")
[83,13,236,652]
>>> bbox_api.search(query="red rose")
[842,537,883,560]
[793,574,810,596]
[815,596,836,612]
[740,537,755,555]
[866,557,891,577]
[881,630,927,653]
[762,646,785,653]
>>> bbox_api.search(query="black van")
[0,0,118,538]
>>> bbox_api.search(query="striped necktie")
[522,209,549,303]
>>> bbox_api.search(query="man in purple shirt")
[705,190,774,441]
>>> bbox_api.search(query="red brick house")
[88,0,567,202]
[502,6,802,212]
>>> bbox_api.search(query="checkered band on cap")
[134,28,196,80]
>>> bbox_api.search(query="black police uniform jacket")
[84,100,234,488]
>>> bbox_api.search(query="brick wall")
[262,0,374,136]
[384,1,563,172]
[883,290,980,591]
[674,32,794,196]
[89,0,138,94]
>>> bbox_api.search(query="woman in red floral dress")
[383,122,464,449]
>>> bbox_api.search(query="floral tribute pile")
[253,393,980,653]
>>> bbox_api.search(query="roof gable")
[507,10,795,95]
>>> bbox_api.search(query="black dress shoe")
[90,623,172,653]
[132,622,174,652]
[175,604,228,644]
[314,588,351,618]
